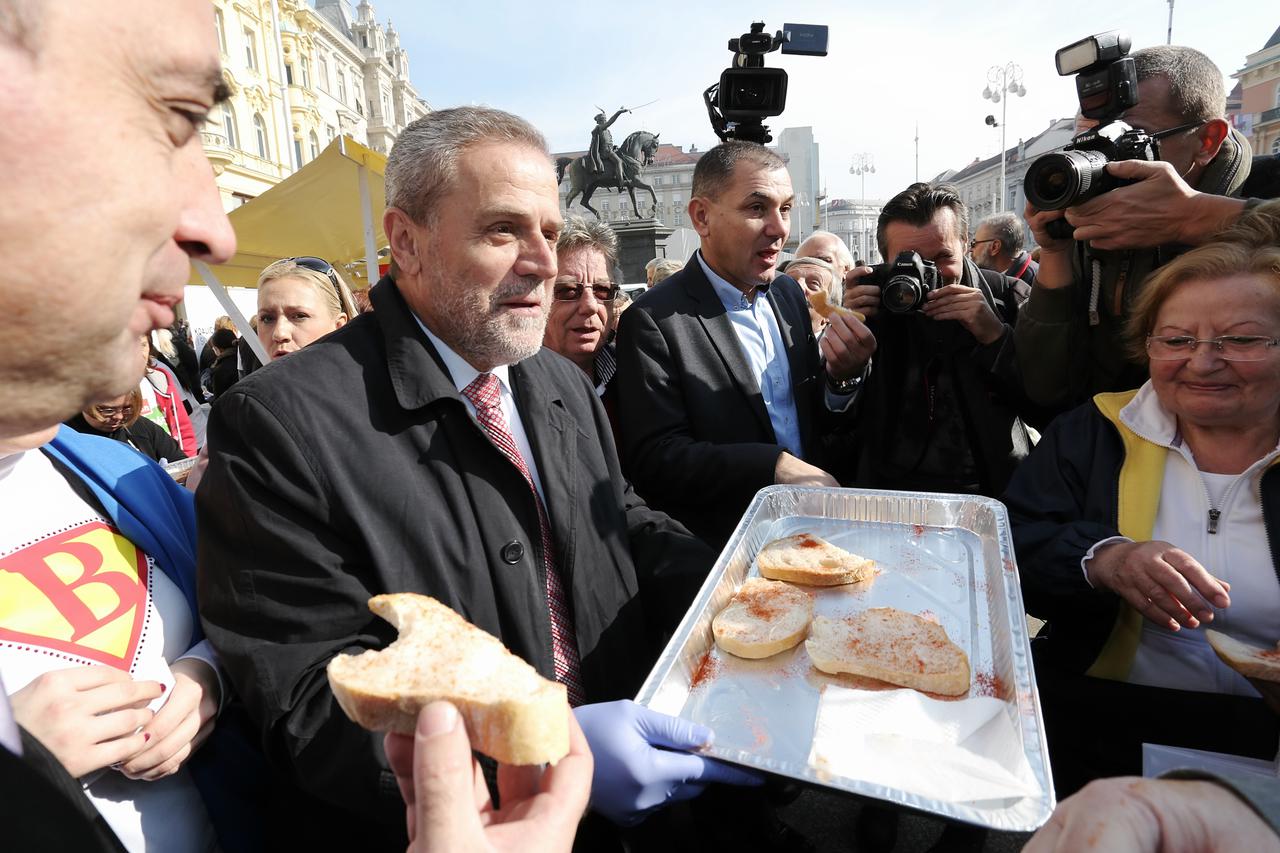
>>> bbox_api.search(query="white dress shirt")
[415,318,547,501]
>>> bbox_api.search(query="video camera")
[865,251,943,314]
[704,22,828,145]
[1023,31,1158,236]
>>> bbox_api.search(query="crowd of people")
[0,2,1278,851]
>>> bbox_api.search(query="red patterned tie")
[461,372,586,706]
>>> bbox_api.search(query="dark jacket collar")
[370,276,471,412]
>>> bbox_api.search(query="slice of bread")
[807,290,866,323]
[807,607,971,696]
[1206,629,1280,683]
[757,533,877,586]
[712,577,814,659]
[326,593,570,765]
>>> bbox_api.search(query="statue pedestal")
[612,219,675,285]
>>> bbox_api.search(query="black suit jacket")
[1,730,126,852]
[196,277,711,850]
[614,253,838,549]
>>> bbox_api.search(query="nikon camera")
[866,251,943,314]
[1023,31,1157,225]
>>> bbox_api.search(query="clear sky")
[361,0,1276,202]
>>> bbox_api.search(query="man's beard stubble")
[433,273,549,371]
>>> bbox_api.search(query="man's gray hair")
[977,212,1025,255]
[692,140,787,201]
[798,230,855,271]
[556,215,619,270]
[1133,46,1226,123]
[385,106,549,225]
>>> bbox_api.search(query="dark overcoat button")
[500,540,525,564]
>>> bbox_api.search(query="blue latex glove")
[573,699,764,826]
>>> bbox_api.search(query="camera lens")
[882,275,923,313]
[1024,149,1111,210]
[731,82,770,108]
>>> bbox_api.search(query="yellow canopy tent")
[190,135,388,362]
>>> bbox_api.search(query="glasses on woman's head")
[277,256,343,304]
[1146,335,1280,362]
[552,281,619,303]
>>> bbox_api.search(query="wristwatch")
[825,371,862,395]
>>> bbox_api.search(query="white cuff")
[1081,536,1133,588]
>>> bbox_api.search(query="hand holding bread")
[384,701,592,853]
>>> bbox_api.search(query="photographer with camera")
[838,182,1037,496]
[1018,40,1280,412]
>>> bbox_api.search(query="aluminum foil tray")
[635,486,1055,831]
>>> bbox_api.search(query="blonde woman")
[255,257,358,361]
[187,258,357,491]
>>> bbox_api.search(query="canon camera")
[866,251,943,314]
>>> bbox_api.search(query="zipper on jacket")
[1207,508,1221,534]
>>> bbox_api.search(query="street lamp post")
[982,63,1026,213]
[849,153,875,266]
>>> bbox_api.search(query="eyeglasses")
[969,239,997,251]
[1146,121,1204,160]
[1146,335,1280,362]
[91,405,135,418]
[279,256,343,305]
[552,281,619,303]
[1150,121,1204,142]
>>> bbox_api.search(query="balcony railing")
[1259,107,1280,125]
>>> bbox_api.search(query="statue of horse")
[558,130,660,221]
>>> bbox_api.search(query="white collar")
[412,314,513,396]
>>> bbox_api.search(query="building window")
[653,175,662,186]
[319,53,329,91]
[337,69,346,103]
[253,113,268,158]
[244,28,257,70]
[222,106,239,149]
[357,98,365,117]
[1273,137,1280,155]
[285,63,294,85]
[300,55,310,89]
[381,92,389,118]
[326,124,336,141]
[360,32,369,49]
[1275,82,1280,108]
[602,200,610,212]
[293,137,303,166]
[310,131,320,159]
[214,8,226,54]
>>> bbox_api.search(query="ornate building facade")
[204,0,430,211]
[1232,25,1280,157]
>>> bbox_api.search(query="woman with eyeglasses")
[65,388,187,463]
[255,257,358,362]
[1004,206,1280,796]
[544,217,621,400]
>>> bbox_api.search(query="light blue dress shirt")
[697,252,805,458]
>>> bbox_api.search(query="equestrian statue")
[558,107,660,221]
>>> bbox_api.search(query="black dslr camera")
[704,22,828,145]
[866,251,943,314]
[1023,31,1158,234]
